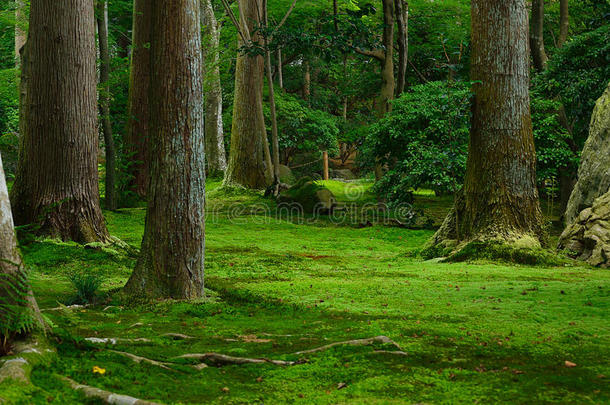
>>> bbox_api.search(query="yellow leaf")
[92,366,106,375]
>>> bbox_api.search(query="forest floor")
[2,180,609,404]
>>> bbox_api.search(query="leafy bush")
[265,92,339,164]
[361,81,472,203]
[533,24,610,148]
[67,271,103,305]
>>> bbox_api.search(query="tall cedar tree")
[223,0,271,189]
[428,0,544,249]
[124,0,206,299]
[202,0,228,177]
[11,0,109,243]
[126,0,152,198]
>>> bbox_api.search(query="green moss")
[4,179,609,404]
[445,240,571,266]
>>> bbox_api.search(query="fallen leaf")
[337,382,347,390]
[564,361,577,368]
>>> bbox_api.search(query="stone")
[564,82,610,225]
[277,177,336,214]
[278,164,296,185]
[330,168,357,181]
[559,190,610,267]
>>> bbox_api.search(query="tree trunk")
[124,0,205,299]
[277,49,284,89]
[430,0,544,249]
[125,0,152,198]
[14,0,26,67]
[377,0,395,117]
[263,1,280,188]
[0,155,44,349]
[11,0,109,244]
[303,60,311,101]
[96,0,116,211]
[201,0,227,177]
[557,0,569,48]
[530,0,548,71]
[224,0,270,189]
[394,0,408,95]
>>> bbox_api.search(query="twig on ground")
[175,352,298,367]
[84,337,151,345]
[293,335,403,355]
[162,333,193,340]
[108,350,176,371]
[60,376,162,405]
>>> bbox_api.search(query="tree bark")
[96,0,116,211]
[224,0,270,189]
[430,0,544,248]
[124,0,206,299]
[11,0,109,243]
[201,0,227,177]
[125,0,152,198]
[394,0,408,95]
[303,60,311,101]
[530,0,548,71]
[557,0,569,48]
[378,0,395,116]
[0,154,45,344]
[277,49,283,89]
[263,0,281,189]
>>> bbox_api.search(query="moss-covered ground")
[1,180,609,404]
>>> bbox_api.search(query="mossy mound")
[278,165,296,185]
[421,239,569,266]
[277,177,336,213]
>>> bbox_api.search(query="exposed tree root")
[293,335,403,355]
[175,352,298,367]
[108,350,176,371]
[60,376,161,405]
[162,333,193,340]
[42,304,89,312]
[84,337,151,345]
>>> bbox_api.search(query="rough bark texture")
[429,0,544,250]
[201,0,227,177]
[378,0,395,116]
[558,0,569,48]
[564,82,610,226]
[394,0,408,95]
[97,0,117,210]
[530,0,548,71]
[224,0,270,189]
[0,155,44,339]
[126,0,152,198]
[124,0,206,299]
[11,0,109,243]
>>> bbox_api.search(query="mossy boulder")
[330,168,357,181]
[564,82,610,225]
[278,164,296,185]
[277,177,336,213]
[559,190,610,267]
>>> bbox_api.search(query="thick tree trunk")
[14,0,26,67]
[558,0,569,48]
[124,0,206,299]
[430,0,544,249]
[97,0,116,211]
[530,0,548,71]
[11,0,109,243]
[224,0,270,189]
[394,0,408,95]
[0,155,44,344]
[125,0,152,198]
[378,0,395,116]
[201,0,227,177]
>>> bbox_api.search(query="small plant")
[67,270,103,305]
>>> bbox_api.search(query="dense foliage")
[361,81,471,203]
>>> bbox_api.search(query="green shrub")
[67,271,103,305]
[0,271,36,355]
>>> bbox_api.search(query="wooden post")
[323,151,329,181]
